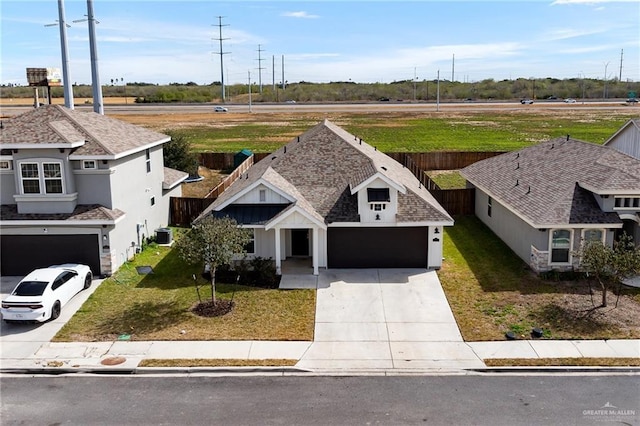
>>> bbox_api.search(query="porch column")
[275,227,282,275]
[312,227,319,275]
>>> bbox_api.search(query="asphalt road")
[1,374,638,425]
[1,100,635,116]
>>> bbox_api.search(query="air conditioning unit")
[155,228,173,245]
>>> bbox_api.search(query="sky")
[1,0,639,86]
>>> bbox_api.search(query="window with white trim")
[244,229,255,254]
[550,229,572,263]
[145,149,151,173]
[614,196,640,209]
[367,188,390,212]
[582,229,604,243]
[20,162,64,194]
[82,160,97,169]
[0,160,12,170]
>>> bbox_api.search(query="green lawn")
[438,216,640,341]
[54,241,316,342]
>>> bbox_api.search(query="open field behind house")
[111,110,638,153]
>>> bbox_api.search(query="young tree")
[163,132,199,177]
[577,234,640,307]
[174,216,252,305]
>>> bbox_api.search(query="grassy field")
[113,110,637,153]
[54,240,316,342]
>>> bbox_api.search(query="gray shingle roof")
[201,120,452,225]
[461,138,640,227]
[0,105,169,157]
[163,167,189,190]
[0,204,125,222]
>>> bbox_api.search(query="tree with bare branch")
[175,216,251,305]
[576,234,640,307]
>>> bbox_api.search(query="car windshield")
[12,281,49,296]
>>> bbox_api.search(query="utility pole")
[603,61,610,99]
[451,54,455,82]
[213,16,229,102]
[272,55,276,92]
[413,67,417,102]
[248,70,252,113]
[53,0,74,109]
[619,49,623,81]
[281,55,285,90]
[256,44,265,94]
[436,70,440,112]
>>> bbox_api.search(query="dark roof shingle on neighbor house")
[201,120,453,225]
[0,204,125,222]
[0,105,169,157]
[461,137,640,227]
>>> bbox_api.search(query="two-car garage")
[327,227,429,268]
[0,234,101,276]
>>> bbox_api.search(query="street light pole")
[603,62,609,100]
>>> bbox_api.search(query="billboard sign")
[26,67,62,87]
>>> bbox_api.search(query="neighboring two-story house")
[461,128,640,273]
[196,120,454,275]
[0,105,187,276]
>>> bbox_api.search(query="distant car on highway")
[214,106,228,112]
[627,98,639,103]
[520,99,534,105]
[564,98,577,103]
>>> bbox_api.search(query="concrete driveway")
[296,269,485,371]
[0,275,102,361]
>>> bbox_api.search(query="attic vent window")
[368,188,390,212]
[367,188,390,203]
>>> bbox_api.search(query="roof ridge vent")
[515,162,519,170]
[526,186,531,194]
[515,179,519,187]
[566,134,570,141]
[550,143,554,149]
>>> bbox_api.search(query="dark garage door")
[1,234,100,276]
[327,227,428,268]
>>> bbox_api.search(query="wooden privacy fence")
[386,151,504,171]
[431,188,475,216]
[204,154,254,199]
[198,151,503,172]
[170,197,215,226]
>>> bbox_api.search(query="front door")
[291,229,309,256]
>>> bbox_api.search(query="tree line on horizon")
[1,77,638,104]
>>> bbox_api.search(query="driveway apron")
[296,269,485,371]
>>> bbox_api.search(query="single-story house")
[460,132,640,273]
[0,105,188,276]
[196,119,454,275]
[604,118,640,159]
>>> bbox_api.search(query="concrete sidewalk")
[1,270,640,373]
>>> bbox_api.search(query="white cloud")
[281,11,320,19]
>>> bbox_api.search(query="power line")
[213,16,230,101]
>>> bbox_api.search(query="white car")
[214,106,228,112]
[1,264,92,323]
[564,98,577,103]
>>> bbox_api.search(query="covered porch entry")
[265,206,327,276]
